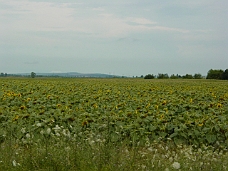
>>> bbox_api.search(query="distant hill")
[14,72,121,78]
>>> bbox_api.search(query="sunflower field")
[1,78,228,146]
[0,78,228,170]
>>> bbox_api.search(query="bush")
[221,69,228,80]
[157,73,169,79]
[144,74,155,79]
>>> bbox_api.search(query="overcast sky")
[0,0,227,76]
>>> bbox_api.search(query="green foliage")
[30,72,36,78]
[170,74,181,79]
[0,73,7,77]
[144,74,155,79]
[182,74,193,79]
[221,69,228,80]
[206,69,224,79]
[194,73,203,79]
[1,78,228,170]
[157,73,169,79]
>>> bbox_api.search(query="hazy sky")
[1,0,227,76]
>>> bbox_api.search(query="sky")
[0,0,227,76]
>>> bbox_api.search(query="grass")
[1,129,228,171]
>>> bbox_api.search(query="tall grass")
[0,126,228,171]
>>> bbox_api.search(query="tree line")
[144,69,228,80]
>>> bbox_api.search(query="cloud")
[1,0,191,39]
[92,7,105,11]
[126,17,157,25]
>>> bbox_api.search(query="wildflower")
[20,105,26,110]
[169,157,173,162]
[148,147,153,152]
[82,121,88,126]
[62,129,71,138]
[25,133,30,138]
[36,123,42,127]
[21,128,26,134]
[13,115,19,121]
[172,162,180,169]
[198,123,203,127]
[89,140,95,145]
[162,100,167,105]
[217,103,222,108]
[12,160,17,167]
[160,114,164,119]
[165,168,169,171]
[53,125,61,130]
[155,105,159,110]
[12,160,20,166]
[46,128,51,135]
[141,165,146,169]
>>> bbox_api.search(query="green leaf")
[170,132,178,138]
[206,134,217,144]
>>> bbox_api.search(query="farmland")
[0,78,228,170]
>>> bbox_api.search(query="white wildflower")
[172,162,180,169]
[25,133,30,139]
[53,125,61,130]
[65,147,71,151]
[141,165,146,169]
[12,160,20,167]
[89,140,95,146]
[148,147,153,152]
[36,123,42,127]
[22,138,27,144]
[169,157,173,162]
[62,129,71,138]
[198,148,202,153]
[46,128,51,135]
[165,168,169,171]
[21,128,26,134]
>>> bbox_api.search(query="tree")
[194,73,202,79]
[157,73,169,79]
[31,72,36,78]
[221,69,228,80]
[144,74,155,79]
[206,69,223,79]
[182,74,193,79]
[170,74,180,79]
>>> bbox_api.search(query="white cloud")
[92,7,105,11]
[126,17,157,25]
[1,0,191,38]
